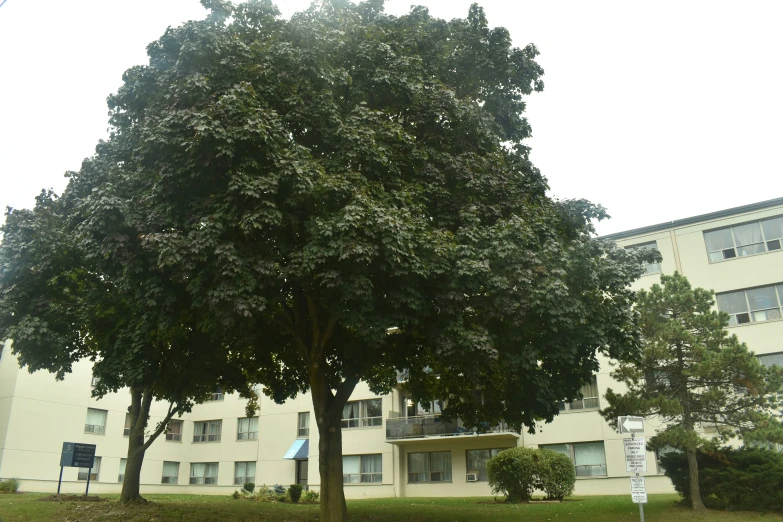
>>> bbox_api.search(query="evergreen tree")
[602,272,783,511]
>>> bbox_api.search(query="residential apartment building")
[1,197,781,498]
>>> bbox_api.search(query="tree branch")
[142,400,183,451]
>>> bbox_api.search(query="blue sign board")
[60,442,96,468]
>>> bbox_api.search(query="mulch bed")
[38,494,107,502]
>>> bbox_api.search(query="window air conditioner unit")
[466,473,479,482]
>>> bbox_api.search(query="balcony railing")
[385,414,516,440]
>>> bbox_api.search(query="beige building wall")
[0,198,781,498]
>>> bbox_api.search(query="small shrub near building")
[536,450,576,500]
[660,447,783,513]
[487,448,576,503]
[301,490,320,504]
[288,484,303,503]
[0,478,21,493]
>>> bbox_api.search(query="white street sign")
[624,437,648,473]
[619,415,645,434]
[630,476,647,504]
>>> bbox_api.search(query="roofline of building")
[598,197,783,241]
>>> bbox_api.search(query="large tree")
[2,1,648,519]
[0,187,254,502]
[601,272,783,511]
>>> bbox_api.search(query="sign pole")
[632,432,645,522]
[85,467,92,497]
[57,466,64,495]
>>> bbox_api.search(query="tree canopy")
[601,272,783,510]
[1,1,650,519]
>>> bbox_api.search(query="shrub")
[272,483,286,495]
[487,447,538,502]
[254,485,276,502]
[288,483,303,503]
[0,478,21,493]
[243,482,255,494]
[301,490,320,504]
[660,447,783,512]
[275,493,289,502]
[536,450,576,500]
[231,490,241,500]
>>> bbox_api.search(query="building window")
[189,462,219,485]
[559,376,600,411]
[237,417,258,440]
[343,454,382,484]
[91,376,100,387]
[78,457,101,481]
[193,420,222,443]
[162,461,179,484]
[252,383,262,397]
[298,412,310,438]
[408,451,452,483]
[124,413,131,437]
[704,216,783,262]
[85,408,107,434]
[342,399,382,428]
[466,448,508,481]
[118,458,126,483]
[759,352,783,368]
[626,241,661,274]
[234,461,256,485]
[400,394,444,417]
[206,386,224,402]
[540,442,607,477]
[716,284,783,325]
[166,419,183,441]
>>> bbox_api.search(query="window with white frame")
[124,413,131,437]
[298,412,310,437]
[341,399,383,428]
[118,458,126,483]
[540,442,607,477]
[400,393,444,417]
[166,419,183,441]
[162,461,179,484]
[704,216,783,262]
[237,417,258,440]
[466,448,509,481]
[78,456,101,481]
[193,420,222,443]
[189,462,219,484]
[85,408,107,434]
[759,352,783,368]
[234,461,256,485]
[408,451,452,483]
[559,376,600,411]
[206,386,224,402]
[91,376,100,387]
[343,454,382,484]
[716,284,783,325]
[625,241,661,274]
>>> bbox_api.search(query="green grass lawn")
[1,493,781,522]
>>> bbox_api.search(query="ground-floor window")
[234,461,256,485]
[466,448,509,481]
[190,462,219,484]
[78,456,101,481]
[540,442,607,477]
[118,458,126,483]
[408,451,452,483]
[343,454,382,483]
[162,461,179,484]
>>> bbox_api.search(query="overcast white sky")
[1,0,782,235]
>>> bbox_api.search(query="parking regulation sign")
[623,437,647,473]
[630,476,648,503]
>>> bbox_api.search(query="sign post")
[58,442,97,496]
[620,416,647,522]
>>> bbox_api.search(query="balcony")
[385,413,518,443]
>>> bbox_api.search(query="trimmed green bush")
[242,482,255,494]
[288,484,303,503]
[660,447,783,512]
[487,447,538,502]
[301,490,320,504]
[536,450,576,500]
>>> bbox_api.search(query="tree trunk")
[312,387,349,522]
[120,387,151,503]
[686,446,706,511]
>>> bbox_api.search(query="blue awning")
[283,438,309,460]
